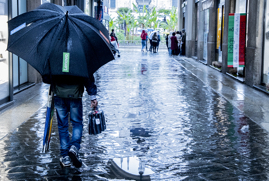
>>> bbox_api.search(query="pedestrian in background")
[110,29,118,44]
[146,31,149,51]
[168,31,173,56]
[171,32,178,55]
[165,34,169,49]
[156,31,161,53]
[140,30,147,52]
[148,31,154,52]
[181,29,186,55]
[176,31,182,55]
[53,75,98,168]
[152,32,158,53]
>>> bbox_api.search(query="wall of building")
[179,0,269,93]
[252,0,264,85]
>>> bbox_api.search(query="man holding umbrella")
[7,3,114,168]
[52,75,98,168]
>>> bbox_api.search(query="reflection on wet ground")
[1,51,269,180]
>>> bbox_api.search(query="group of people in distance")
[140,30,161,53]
[166,29,186,56]
[140,29,186,56]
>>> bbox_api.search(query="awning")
[201,0,214,10]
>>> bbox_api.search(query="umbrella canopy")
[7,3,114,79]
[147,28,154,32]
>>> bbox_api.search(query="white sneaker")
[59,156,71,167]
[69,145,82,168]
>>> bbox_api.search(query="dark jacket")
[43,75,97,99]
[170,36,178,50]
[110,32,118,43]
[157,34,161,46]
[141,30,147,40]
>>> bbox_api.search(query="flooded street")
[1,50,269,180]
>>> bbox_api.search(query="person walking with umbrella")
[53,75,98,168]
[7,3,114,168]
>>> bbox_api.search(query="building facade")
[179,0,269,94]
[0,0,109,110]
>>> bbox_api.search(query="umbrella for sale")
[7,3,114,80]
[43,85,54,152]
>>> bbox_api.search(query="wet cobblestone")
[0,50,269,180]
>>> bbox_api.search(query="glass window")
[19,0,26,14]
[12,0,28,90]
[110,0,116,9]
[12,0,17,18]
[235,0,247,13]
[13,54,18,87]
[41,0,50,4]
[84,0,90,15]
[0,0,9,100]
[263,0,269,90]
[203,9,209,61]
[172,0,178,8]
[19,0,28,85]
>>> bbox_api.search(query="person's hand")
[91,99,98,108]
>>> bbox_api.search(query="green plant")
[117,8,136,40]
[116,30,125,40]
[109,17,116,30]
[159,7,178,31]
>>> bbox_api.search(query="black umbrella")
[7,3,114,79]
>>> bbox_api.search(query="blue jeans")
[54,96,83,157]
[168,48,172,56]
[141,40,146,50]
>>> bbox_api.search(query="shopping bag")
[88,108,106,135]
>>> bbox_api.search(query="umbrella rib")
[69,16,113,54]
[8,16,62,50]
[68,17,114,61]
[66,18,99,74]
[42,16,69,75]
[12,16,64,75]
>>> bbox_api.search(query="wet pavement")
[1,50,269,180]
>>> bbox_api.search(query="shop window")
[84,0,91,15]
[110,0,116,9]
[0,0,9,101]
[12,0,28,92]
[203,9,209,62]
[172,0,178,8]
[234,0,247,78]
[263,0,269,90]
[215,0,225,66]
